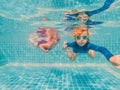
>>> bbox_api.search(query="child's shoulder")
[67,41,77,47]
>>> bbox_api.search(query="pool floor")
[0,65,120,90]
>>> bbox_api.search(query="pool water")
[0,64,120,90]
[0,0,120,90]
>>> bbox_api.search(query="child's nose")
[80,37,84,41]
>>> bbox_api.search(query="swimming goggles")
[76,35,89,40]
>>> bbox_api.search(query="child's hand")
[62,41,68,49]
[88,50,95,58]
[110,55,120,69]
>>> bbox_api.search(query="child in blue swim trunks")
[62,26,120,69]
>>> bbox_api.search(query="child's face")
[75,31,89,46]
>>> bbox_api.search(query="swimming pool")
[0,0,120,90]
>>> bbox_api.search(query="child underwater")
[62,26,120,69]
[29,27,60,53]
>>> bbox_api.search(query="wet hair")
[72,26,89,36]
[72,26,90,41]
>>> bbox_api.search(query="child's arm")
[88,43,120,69]
[88,43,113,61]
[66,47,76,60]
[39,44,49,53]
[62,41,76,60]
[29,36,38,46]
